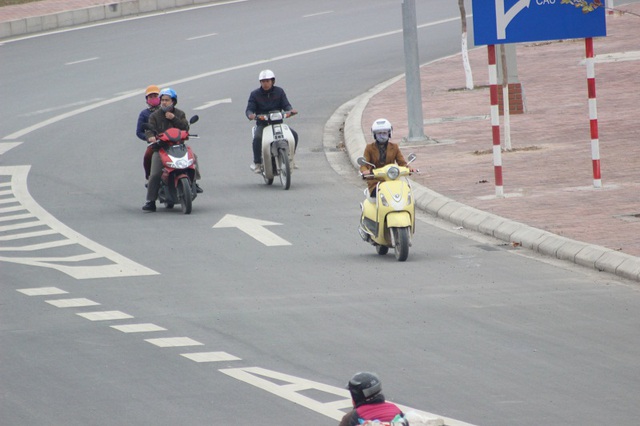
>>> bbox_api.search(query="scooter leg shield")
[386,211,412,228]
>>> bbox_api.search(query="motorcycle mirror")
[357,157,373,167]
[407,153,417,164]
[189,115,199,124]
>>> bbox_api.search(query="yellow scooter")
[357,154,417,261]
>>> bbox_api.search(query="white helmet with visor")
[371,118,392,143]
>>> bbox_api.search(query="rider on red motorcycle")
[143,88,202,211]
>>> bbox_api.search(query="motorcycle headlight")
[387,166,400,180]
[168,159,193,169]
[269,111,283,121]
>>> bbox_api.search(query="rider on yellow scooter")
[359,118,409,195]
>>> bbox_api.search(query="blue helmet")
[160,87,178,105]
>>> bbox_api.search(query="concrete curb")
[337,72,640,283]
[0,0,221,39]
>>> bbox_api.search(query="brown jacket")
[360,142,407,193]
[144,106,189,141]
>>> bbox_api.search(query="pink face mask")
[147,96,160,107]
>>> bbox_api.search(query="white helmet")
[371,118,392,143]
[258,69,275,81]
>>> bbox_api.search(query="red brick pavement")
[363,4,640,257]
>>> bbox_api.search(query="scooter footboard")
[386,211,412,228]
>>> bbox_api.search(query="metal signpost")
[472,0,607,195]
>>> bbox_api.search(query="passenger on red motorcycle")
[339,372,407,426]
[359,118,409,197]
[245,69,299,173]
[136,85,161,184]
[142,88,202,212]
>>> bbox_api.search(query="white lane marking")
[21,98,105,117]
[303,10,334,18]
[187,32,218,41]
[110,323,167,333]
[181,352,241,363]
[193,98,232,111]
[0,238,75,251]
[0,166,159,279]
[17,287,68,296]
[65,57,99,65]
[0,142,21,155]
[76,311,134,321]
[145,337,204,348]
[220,366,352,421]
[213,214,291,246]
[0,229,58,241]
[45,298,100,308]
[2,16,459,141]
[0,204,26,214]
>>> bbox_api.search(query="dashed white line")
[145,337,204,348]
[187,32,218,40]
[110,323,167,333]
[46,298,100,308]
[181,351,241,363]
[303,10,334,18]
[76,311,134,321]
[65,57,99,65]
[17,287,68,296]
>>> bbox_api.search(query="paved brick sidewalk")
[362,4,640,258]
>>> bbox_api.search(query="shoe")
[250,163,262,174]
[291,159,298,169]
[142,201,156,212]
[195,183,203,193]
[144,180,148,188]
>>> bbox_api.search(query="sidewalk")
[346,3,640,281]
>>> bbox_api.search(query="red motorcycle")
[151,115,200,214]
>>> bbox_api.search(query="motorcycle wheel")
[394,227,410,261]
[376,245,389,255]
[178,177,192,214]
[263,173,274,185]
[278,148,291,190]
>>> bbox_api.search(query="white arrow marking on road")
[220,367,476,425]
[193,98,232,111]
[213,214,291,246]
[495,0,531,40]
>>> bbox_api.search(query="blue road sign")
[472,0,607,45]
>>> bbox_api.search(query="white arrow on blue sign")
[472,0,606,45]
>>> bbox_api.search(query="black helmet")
[347,372,382,404]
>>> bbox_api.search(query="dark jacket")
[245,85,292,122]
[144,106,189,141]
[136,106,159,141]
[360,142,408,194]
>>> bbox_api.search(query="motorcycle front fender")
[386,211,412,228]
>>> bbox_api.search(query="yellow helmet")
[145,85,161,97]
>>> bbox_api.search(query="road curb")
[337,70,640,283]
[0,0,221,39]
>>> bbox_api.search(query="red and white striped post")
[585,37,602,188]
[487,45,504,197]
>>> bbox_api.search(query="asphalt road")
[2,1,640,425]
